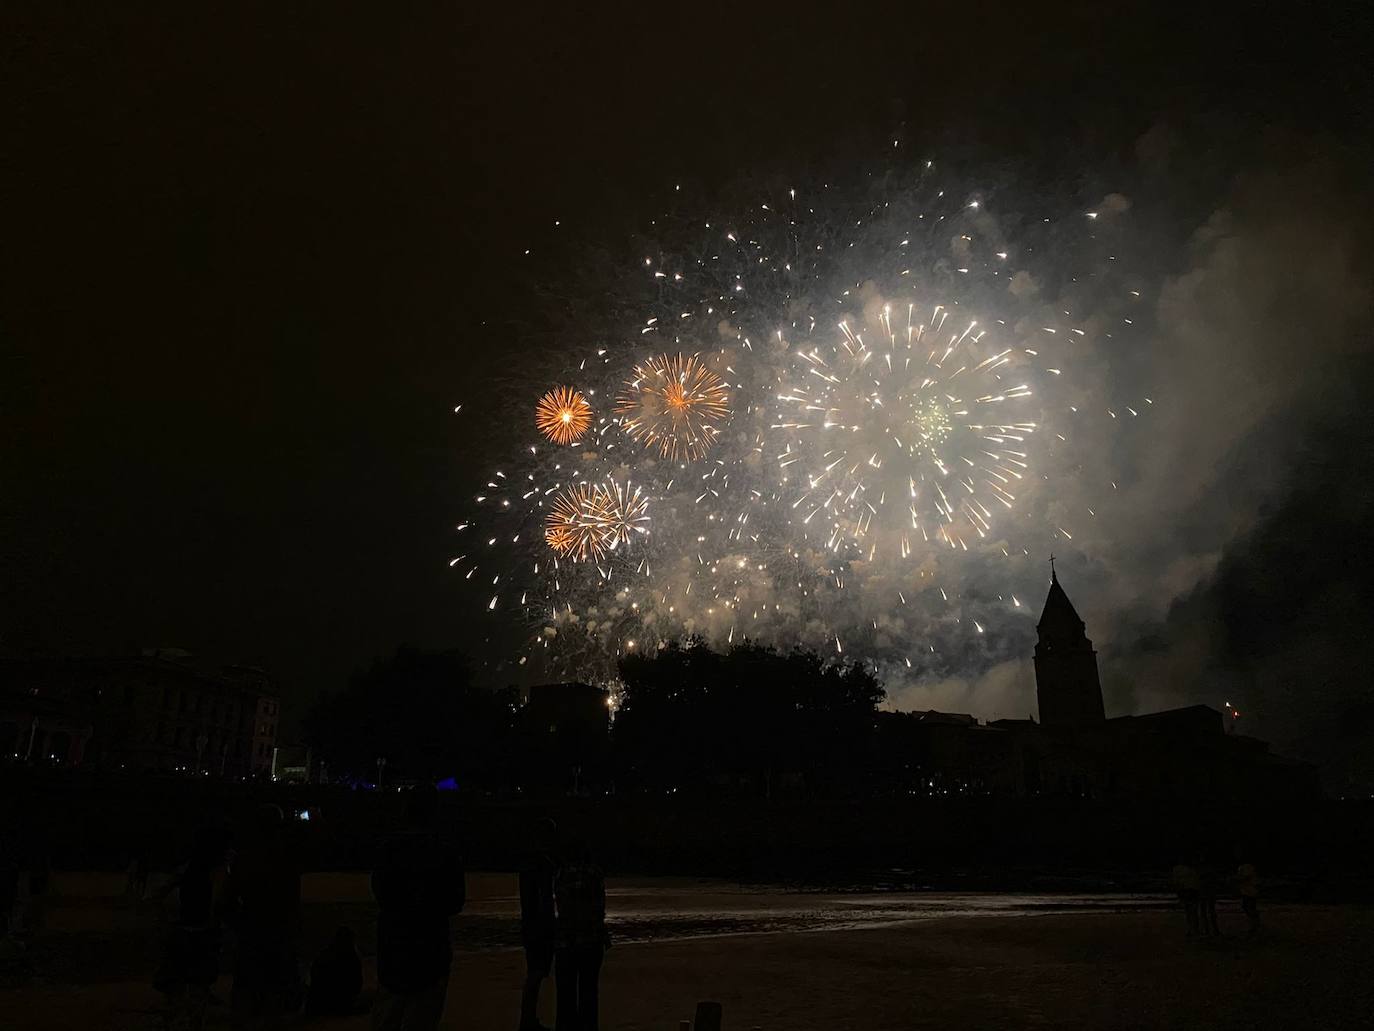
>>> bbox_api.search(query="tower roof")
[1038,568,1085,637]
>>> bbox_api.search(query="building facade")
[1,651,279,776]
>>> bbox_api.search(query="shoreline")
[7,899,1372,1029]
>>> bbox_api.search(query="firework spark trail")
[451,163,1151,684]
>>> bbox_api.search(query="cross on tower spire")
[1049,553,1057,581]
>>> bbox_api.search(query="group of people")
[153,802,311,1029]
[1170,852,1262,938]
[517,818,609,1031]
[152,788,607,1031]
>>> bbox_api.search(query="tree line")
[303,640,886,798]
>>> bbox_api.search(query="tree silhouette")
[614,640,883,798]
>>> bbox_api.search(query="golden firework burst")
[544,480,650,561]
[535,386,593,445]
[614,353,731,461]
[590,479,651,552]
[545,483,601,559]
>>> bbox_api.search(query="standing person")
[519,819,559,1031]
[553,838,608,1031]
[226,804,303,1028]
[155,822,233,1031]
[1198,852,1222,938]
[126,845,152,902]
[1170,858,1201,937]
[305,926,363,1016]
[6,811,50,944]
[1237,858,1261,934]
[371,785,466,1031]
[0,807,19,943]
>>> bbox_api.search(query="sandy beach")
[4,873,1371,1029]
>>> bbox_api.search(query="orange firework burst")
[614,352,731,461]
[545,483,603,559]
[544,480,650,561]
[535,386,593,445]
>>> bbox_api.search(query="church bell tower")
[1034,565,1106,726]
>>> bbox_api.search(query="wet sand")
[5,873,1371,1029]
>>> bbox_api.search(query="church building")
[1034,566,1107,726]
[879,568,1319,802]
[1014,568,1317,800]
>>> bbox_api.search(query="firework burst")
[591,479,652,552]
[535,386,593,445]
[545,483,606,560]
[452,162,1149,683]
[615,352,731,461]
[544,480,650,562]
[775,302,1035,557]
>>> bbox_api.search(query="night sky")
[7,5,1372,782]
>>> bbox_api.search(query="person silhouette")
[154,821,233,1031]
[127,844,152,902]
[1170,857,1201,936]
[1236,855,1261,934]
[305,926,363,1016]
[0,805,19,943]
[1197,851,1222,938]
[2,806,50,944]
[519,818,559,1031]
[553,838,608,1031]
[226,803,303,1027]
[370,785,465,1031]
